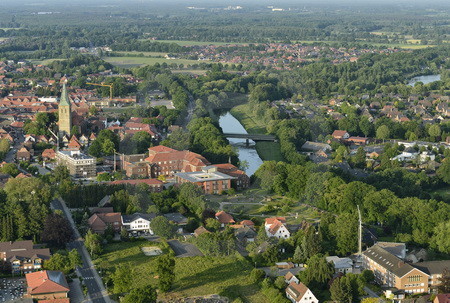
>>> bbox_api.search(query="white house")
[121,213,156,235]
[391,151,418,162]
[286,281,318,303]
[326,256,353,274]
[265,217,290,239]
[285,272,299,284]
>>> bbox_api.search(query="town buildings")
[362,243,450,295]
[265,217,290,239]
[56,150,96,178]
[121,213,156,235]
[175,166,235,194]
[58,84,72,136]
[88,212,122,234]
[25,270,69,300]
[286,281,318,303]
[0,240,51,274]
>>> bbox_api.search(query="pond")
[407,74,441,86]
[218,112,263,176]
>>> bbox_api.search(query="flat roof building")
[56,150,96,178]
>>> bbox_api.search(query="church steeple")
[58,83,72,136]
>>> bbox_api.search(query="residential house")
[347,136,369,145]
[265,217,290,239]
[121,213,156,235]
[193,226,210,237]
[16,147,31,162]
[326,256,353,274]
[234,225,257,244]
[25,270,69,300]
[163,213,188,233]
[215,210,235,227]
[332,130,350,140]
[41,149,56,161]
[434,294,450,303]
[285,272,300,285]
[0,240,51,274]
[88,212,122,234]
[286,281,319,303]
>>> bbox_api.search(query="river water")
[218,112,263,176]
[407,74,441,86]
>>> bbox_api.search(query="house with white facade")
[265,217,290,239]
[285,272,299,285]
[121,213,156,235]
[286,281,318,303]
[326,256,353,274]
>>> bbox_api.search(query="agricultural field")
[104,56,204,68]
[111,51,168,57]
[230,104,284,162]
[93,240,267,302]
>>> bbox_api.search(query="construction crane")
[86,82,114,100]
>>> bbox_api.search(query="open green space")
[111,51,168,57]
[28,58,64,65]
[149,40,246,46]
[230,103,284,162]
[104,56,204,67]
[429,187,450,203]
[293,39,436,49]
[93,240,267,302]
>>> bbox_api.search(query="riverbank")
[230,103,284,162]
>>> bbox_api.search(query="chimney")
[397,261,404,267]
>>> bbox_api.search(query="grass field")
[149,40,246,46]
[293,39,435,49]
[429,187,450,203]
[29,59,64,65]
[93,240,267,302]
[112,51,168,57]
[104,56,204,67]
[230,103,284,162]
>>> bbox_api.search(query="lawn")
[230,103,284,162]
[93,240,268,302]
[149,40,246,46]
[29,58,64,65]
[104,56,205,68]
[429,187,450,203]
[112,51,168,57]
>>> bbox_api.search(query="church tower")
[58,83,72,136]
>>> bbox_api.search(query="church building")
[58,83,72,136]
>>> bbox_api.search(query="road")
[5,132,24,163]
[52,198,111,303]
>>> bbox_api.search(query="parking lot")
[0,277,26,302]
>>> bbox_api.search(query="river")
[407,74,441,86]
[219,112,263,176]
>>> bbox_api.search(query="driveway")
[168,240,203,257]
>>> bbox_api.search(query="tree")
[112,264,133,293]
[431,221,450,254]
[300,254,333,290]
[131,131,153,154]
[376,125,390,142]
[250,268,265,283]
[156,255,175,292]
[71,125,80,136]
[45,253,71,274]
[85,230,102,256]
[150,216,176,239]
[122,286,157,303]
[332,213,358,255]
[437,268,450,293]
[330,276,353,303]
[41,213,74,248]
[302,226,322,260]
[68,249,82,270]
[205,218,221,232]
[437,159,450,184]
[0,163,20,177]
[293,245,305,263]
[0,138,10,160]
[428,124,441,141]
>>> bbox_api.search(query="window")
[408,275,422,282]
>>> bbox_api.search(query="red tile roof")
[26,270,69,295]
[215,211,235,224]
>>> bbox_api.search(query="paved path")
[52,198,111,303]
[168,240,203,257]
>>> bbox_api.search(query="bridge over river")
[223,133,277,145]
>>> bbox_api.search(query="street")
[52,199,111,303]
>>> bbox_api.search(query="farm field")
[93,240,267,302]
[104,56,204,67]
[230,104,284,162]
[111,51,168,57]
